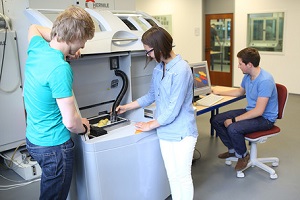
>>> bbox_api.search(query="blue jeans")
[210,109,274,157]
[26,138,75,200]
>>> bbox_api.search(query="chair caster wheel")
[237,171,245,178]
[272,162,279,167]
[270,173,278,179]
[225,160,232,165]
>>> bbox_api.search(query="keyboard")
[196,93,224,107]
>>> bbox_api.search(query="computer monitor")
[190,61,212,99]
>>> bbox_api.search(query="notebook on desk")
[190,61,223,106]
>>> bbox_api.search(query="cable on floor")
[0,175,40,191]
[192,148,201,165]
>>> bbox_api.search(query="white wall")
[136,0,300,94]
[114,0,135,10]
[234,0,299,94]
[135,0,203,64]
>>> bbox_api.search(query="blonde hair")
[50,5,95,43]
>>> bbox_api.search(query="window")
[247,12,284,52]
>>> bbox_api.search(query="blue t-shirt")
[137,55,198,141]
[24,36,73,146]
[241,68,278,122]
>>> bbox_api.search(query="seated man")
[210,47,278,171]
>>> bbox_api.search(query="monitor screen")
[190,61,212,97]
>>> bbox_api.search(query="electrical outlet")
[111,79,119,88]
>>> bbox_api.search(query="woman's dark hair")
[237,47,260,67]
[142,26,173,63]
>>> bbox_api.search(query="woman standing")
[116,26,198,200]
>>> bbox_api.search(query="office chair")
[225,83,288,179]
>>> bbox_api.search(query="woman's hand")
[135,121,152,132]
[135,120,160,132]
[116,105,127,114]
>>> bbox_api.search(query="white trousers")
[159,136,197,200]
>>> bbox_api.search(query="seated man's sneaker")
[218,152,236,159]
[235,153,250,171]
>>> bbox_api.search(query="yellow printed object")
[98,118,109,127]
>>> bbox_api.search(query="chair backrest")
[276,83,288,119]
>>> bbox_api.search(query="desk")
[194,86,246,136]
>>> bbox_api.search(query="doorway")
[205,13,234,86]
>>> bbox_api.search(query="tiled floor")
[0,94,299,200]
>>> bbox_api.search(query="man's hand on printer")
[79,118,90,135]
[135,120,160,132]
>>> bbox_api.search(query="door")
[205,13,233,86]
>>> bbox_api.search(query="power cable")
[192,148,201,165]
[0,26,7,84]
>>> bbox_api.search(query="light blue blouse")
[137,55,198,141]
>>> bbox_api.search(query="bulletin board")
[153,15,172,35]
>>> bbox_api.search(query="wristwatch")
[78,124,88,135]
[231,117,236,123]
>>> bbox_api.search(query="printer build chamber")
[68,51,170,200]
